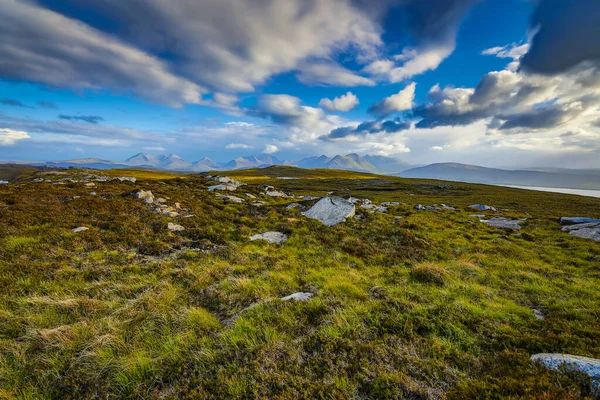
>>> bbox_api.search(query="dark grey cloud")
[324,118,410,139]
[1,98,27,107]
[404,0,480,44]
[497,102,588,131]
[37,101,58,109]
[520,0,600,74]
[58,115,104,124]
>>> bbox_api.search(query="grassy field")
[0,166,599,399]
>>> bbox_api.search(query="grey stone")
[470,204,498,212]
[482,217,526,229]
[415,204,438,211]
[117,176,137,182]
[265,190,287,197]
[72,226,89,233]
[245,193,257,199]
[562,222,600,241]
[208,184,238,191]
[250,231,288,244]
[281,292,313,301]
[218,195,245,203]
[303,197,356,226]
[533,309,545,320]
[560,217,600,226]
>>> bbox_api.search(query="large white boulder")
[303,197,355,226]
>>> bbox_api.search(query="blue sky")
[1,0,599,168]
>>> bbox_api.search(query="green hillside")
[0,166,599,399]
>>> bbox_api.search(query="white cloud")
[143,146,166,151]
[0,128,29,145]
[482,43,529,60]
[368,82,416,117]
[0,1,204,107]
[225,143,253,149]
[365,46,453,83]
[263,144,279,154]
[318,92,360,112]
[430,146,443,150]
[297,63,375,87]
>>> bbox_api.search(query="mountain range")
[7,155,600,190]
[32,153,411,174]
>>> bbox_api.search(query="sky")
[1,0,599,168]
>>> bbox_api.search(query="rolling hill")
[399,162,600,190]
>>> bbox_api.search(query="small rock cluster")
[415,204,455,211]
[481,217,526,229]
[560,217,600,241]
[207,176,246,191]
[133,189,190,228]
[470,204,498,212]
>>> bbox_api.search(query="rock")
[174,202,182,209]
[84,182,96,187]
[362,204,387,213]
[562,222,600,241]
[265,190,287,197]
[156,198,167,203]
[245,193,257,199]
[249,231,288,244]
[560,217,600,226]
[117,176,137,182]
[167,222,185,231]
[381,202,400,206]
[303,196,317,201]
[415,204,438,211]
[0,180,7,184]
[133,190,154,200]
[532,308,545,320]
[286,203,302,210]
[252,202,266,207]
[531,353,600,395]
[218,195,245,203]
[212,176,233,183]
[303,197,355,226]
[482,217,526,229]
[439,204,456,210]
[143,196,155,204]
[72,196,80,200]
[89,192,96,196]
[208,184,238,191]
[281,292,313,301]
[470,204,497,212]
[165,211,180,217]
[72,226,89,233]
[182,214,196,218]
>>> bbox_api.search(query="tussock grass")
[0,167,599,398]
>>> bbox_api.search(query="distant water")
[501,185,600,199]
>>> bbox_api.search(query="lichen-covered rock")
[249,231,288,244]
[562,222,600,241]
[281,292,313,301]
[167,222,185,231]
[265,190,287,197]
[531,353,600,395]
[133,190,154,200]
[208,184,238,191]
[303,197,355,226]
[482,217,526,229]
